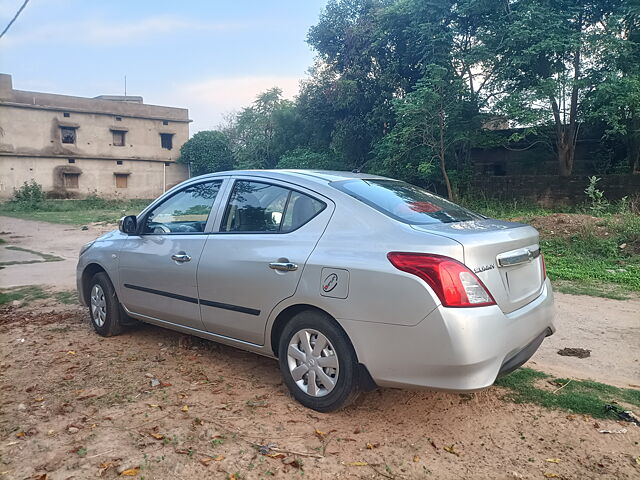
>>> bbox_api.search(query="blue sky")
[0,0,328,132]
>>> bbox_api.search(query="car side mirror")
[119,215,137,235]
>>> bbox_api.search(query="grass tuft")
[0,286,49,305]
[496,368,640,418]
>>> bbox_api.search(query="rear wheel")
[88,272,124,337]
[278,310,359,412]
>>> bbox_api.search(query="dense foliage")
[178,0,640,198]
[177,130,234,176]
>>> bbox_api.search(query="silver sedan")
[77,170,555,411]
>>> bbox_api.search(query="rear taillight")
[387,252,496,308]
[540,253,547,279]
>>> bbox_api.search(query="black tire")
[87,272,124,337]
[278,310,360,412]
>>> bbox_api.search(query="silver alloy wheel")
[90,284,107,327]
[287,328,339,397]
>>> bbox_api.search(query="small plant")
[12,180,46,208]
[618,196,630,214]
[584,176,609,215]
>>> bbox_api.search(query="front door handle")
[171,253,192,263]
[269,262,298,272]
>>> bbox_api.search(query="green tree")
[373,66,470,200]
[177,130,234,177]
[302,0,493,173]
[225,88,301,169]
[586,0,640,173]
[487,0,627,176]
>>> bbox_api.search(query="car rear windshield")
[331,179,484,225]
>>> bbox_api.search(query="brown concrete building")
[0,73,190,199]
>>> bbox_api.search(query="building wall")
[0,105,189,161]
[0,73,190,199]
[0,156,188,199]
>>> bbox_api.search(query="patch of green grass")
[541,217,640,292]
[496,368,640,418]
[0,286,49,305]
[53,290,79,305]
[0,198,151,225]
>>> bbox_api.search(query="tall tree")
[587,0,640,173]
[374,66,471,200]
[225,88,300,169]
[488,0,626,176]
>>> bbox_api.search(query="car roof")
[205,169,394,185]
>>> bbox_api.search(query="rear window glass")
[331,179,483,225]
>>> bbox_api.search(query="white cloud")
[0,15,246,48]
[170,75,304,133]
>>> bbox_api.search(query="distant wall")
[470,175,640,206]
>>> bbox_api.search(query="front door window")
[143,181,222,234]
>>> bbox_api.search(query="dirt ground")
[1,302,639,480]
[0,215,639,479]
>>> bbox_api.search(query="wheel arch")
[80,263,109,305]
[269,303,377,392]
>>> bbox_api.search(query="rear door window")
[331,179,483,225]
[220,180,326,233]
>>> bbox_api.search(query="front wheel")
[88,272,125,337]
[278,310,359,412]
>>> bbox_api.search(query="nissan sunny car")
[77,170,555,411]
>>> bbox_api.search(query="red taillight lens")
[387,252,496,308]
[540,253,547,279]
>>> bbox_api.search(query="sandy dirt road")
[1,215,638,388]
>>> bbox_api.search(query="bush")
[12,180,46,209]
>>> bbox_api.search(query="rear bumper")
[497,327,553,377]
[340,278,555,391]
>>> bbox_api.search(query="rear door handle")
[171,253,192,263]
[269,262,298,272]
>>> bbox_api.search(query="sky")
[0,0,328,133]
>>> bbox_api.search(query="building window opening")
[63,112,70,118]
[115,173,129,189]
[163,120,169,125]
[112,130,126,147]
[115,116,122,121]
[160,133,173,150]
[68,158,75,164]
[63,173,79,189]
[117,160,123,165]
[60,127,76,144]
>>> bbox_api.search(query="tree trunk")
[629,113,640,174]
[557,131,576,177]
[438,108,455,200]
[551,98,578,177]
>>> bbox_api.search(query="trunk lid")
[411,219,544,313]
